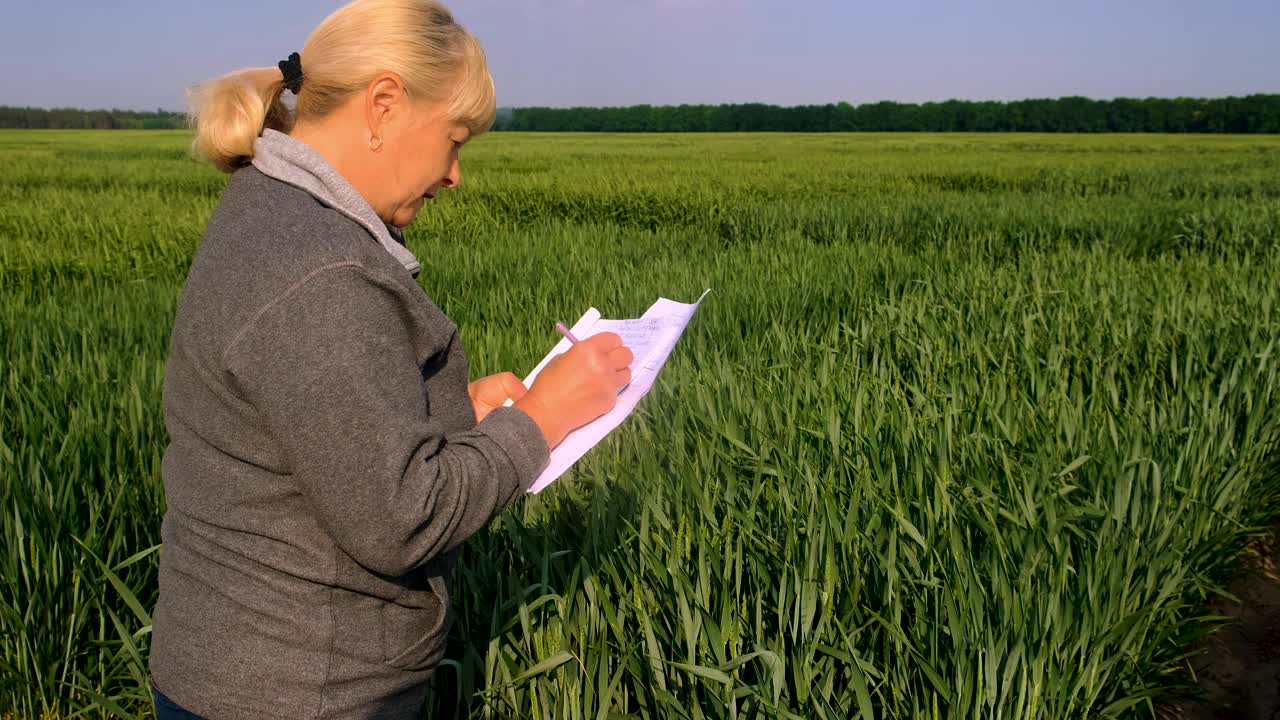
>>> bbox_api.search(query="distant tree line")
[4,95,1278,132]
[0,106,186,129]
[500,95,1280,133]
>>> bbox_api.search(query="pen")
[556,321,579,344]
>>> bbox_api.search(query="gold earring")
[370,134,383,152]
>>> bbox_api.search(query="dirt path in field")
[1164,523,1280,720]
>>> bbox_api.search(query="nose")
[440,157,461,189]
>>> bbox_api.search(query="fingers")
[615,367,631,388]
[584,332,623,350]
[573,335,633,372]
[498,372,528,401]
[609,345,634,369]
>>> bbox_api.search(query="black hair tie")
[278,52,303,94]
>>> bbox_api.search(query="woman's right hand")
[513,333,633,448]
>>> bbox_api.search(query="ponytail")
[187,66,293,174]
[186,1,496,174]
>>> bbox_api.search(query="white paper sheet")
[502,289,710,493]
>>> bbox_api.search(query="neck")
[288,118,383,221]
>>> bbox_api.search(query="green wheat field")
[2,129,1280,719]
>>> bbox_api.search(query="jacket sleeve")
[223,262,550,577]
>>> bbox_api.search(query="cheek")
[388,144,422,191]
[398,148,439,195]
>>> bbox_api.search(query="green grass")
[2,129,1279,718]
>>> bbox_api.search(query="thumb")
[498,372,528,401]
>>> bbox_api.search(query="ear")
[364,72,409,138]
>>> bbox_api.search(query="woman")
[149,1,632,717]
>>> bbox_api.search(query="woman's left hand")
[468,372,529,424]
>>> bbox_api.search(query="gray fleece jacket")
[149,129,550,719]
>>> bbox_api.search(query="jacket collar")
[251,129,421,277]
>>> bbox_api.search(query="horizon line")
[4,92,1278,116]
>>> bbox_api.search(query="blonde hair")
[187,0,496,173]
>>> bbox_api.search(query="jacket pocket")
[380,573,450,671]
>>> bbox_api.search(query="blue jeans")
[153,684,206,720]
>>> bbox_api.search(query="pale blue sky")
[1,0,1275,111]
